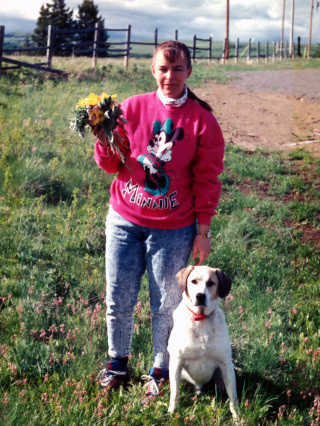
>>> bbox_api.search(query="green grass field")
[0,57,320,424]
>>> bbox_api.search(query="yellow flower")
[90,108,105,126]
[75,98,87,108]
[75,93,117,109]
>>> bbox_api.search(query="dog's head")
[176,265,232,315]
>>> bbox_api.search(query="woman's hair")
[153,41,213,112]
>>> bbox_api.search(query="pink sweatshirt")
[94,91,224,229]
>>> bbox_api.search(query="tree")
[76,0,109,57]
[32,0,75,56]
[32,4,51,48]
[50,0,75,55]
[22,34,33,56]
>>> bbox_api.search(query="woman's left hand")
[192,234,211,266]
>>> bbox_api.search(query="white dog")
[168,265,238,420]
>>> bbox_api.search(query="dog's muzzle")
[195,293,206,306]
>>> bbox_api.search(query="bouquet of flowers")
[70,92,127,163]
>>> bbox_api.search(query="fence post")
[291,41,295,59]
[257,41,260,62]
[284,40,288,59]
[265,41,269,63]
[46,25,54,68]
[175,30,178,41]
[208,36,212,63]
[247,38,251,63]
[92,22,99,68]
[124,24,131,68]
[273,41,276,62]
[221,38,226,64]
[192,35,196,62]
[297,36,301,57]
[235,38,239,64]
[154,28,158,50]
[0,26,4,76]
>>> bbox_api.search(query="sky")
[0,0,319,43]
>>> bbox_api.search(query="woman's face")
[152,50,192,99]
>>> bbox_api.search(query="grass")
[0,58,320,425]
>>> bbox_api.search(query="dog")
[168,265,238,420]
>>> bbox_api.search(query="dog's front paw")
[230,402,240,423]
[168,402,176,413]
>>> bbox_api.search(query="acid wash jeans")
[105,207,196,369]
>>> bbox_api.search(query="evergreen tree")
[31,0,75,56]
[22,34,32,56]
[31,4,51,49]
[76,0,109,57]
[50,0,75,55]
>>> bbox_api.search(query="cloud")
[1,0,319,43]
[0,14,35,33]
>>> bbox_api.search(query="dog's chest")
[188,322,216,349]
[169,307,230,361]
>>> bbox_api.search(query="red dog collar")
[187,305,207,321]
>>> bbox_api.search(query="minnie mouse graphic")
[138,119,184,196]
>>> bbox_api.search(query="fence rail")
[0,23,314,76]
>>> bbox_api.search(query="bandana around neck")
[157,86,188,107]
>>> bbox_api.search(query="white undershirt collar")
[157,86,188,107]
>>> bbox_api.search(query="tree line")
[24,0,108,56]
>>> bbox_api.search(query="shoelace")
[141,375,161,396]
[97,367,127,385]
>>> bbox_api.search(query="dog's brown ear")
[216,269,232,298]
[176,265,194,294]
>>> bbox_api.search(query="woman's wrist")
[197,224,211,238]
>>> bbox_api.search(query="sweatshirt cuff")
[196,213,213,226]
[95,140,111,155]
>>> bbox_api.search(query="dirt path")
[194,69,320,156]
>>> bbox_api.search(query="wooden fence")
[0,23,307,76]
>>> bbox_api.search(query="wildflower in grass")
[8,362,17,377]
[278,405,286,418]
[70,92,127,163]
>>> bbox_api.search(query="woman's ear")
[151,63,156,78]
[187,65,192,79]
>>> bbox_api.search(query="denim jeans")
[105,207,196,369]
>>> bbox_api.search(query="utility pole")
[308,0,314,58]
[281,0,286,59]
[289,0,295,57]
[225,0,230,60]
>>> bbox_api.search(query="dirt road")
[195,69,320,156]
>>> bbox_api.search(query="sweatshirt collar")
[157,86,188,107]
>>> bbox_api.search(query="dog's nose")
[196,293,206,304]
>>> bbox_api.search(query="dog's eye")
[206,279,215,287]
[191,279,198,284]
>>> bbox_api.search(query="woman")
[93,40,225,404]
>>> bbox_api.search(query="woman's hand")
[90,125,109,146]
[192,225,211,266]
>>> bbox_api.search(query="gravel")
[226,69,320,104]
